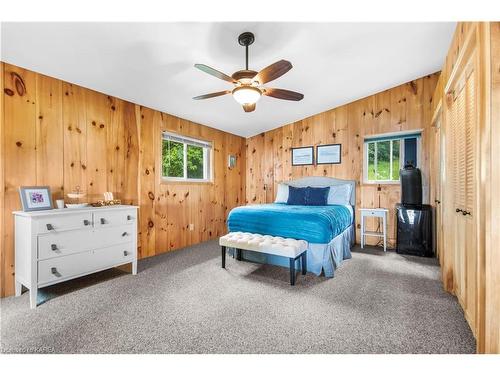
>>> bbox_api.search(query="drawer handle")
[51,267,61,277]
[123,251,129,256]
[122,232,128,237]
[100,218,106,225]
[51,244,58,251]
[46,223,54,231]
[127,215,133,221]
[83,219,90,226]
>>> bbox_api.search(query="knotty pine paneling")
[245,73,440,248]
[0,62,5,298]
[0,62,245,297]
[62,82,88,195]
[35,74,64,200]
[486,21,500,354]
[2,65,37,297]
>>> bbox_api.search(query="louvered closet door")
[449,53,478,332]
[452,84,467,303]
[464,62,477,332]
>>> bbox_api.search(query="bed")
[227,177,355,277]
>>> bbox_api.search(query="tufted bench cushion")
[219,232,308,258]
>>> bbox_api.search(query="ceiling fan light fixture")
[232,86,261,105]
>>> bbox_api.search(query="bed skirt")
[234,224,354,277]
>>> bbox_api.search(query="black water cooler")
[396,164,433,257]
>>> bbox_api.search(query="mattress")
[227,203,353,243]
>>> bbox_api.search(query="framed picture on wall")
[291,146,314,166]
[316,144,342,164]
[18,186,53,211]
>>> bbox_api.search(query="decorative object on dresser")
[65,185,88,209]
[93,191,122,207]
[18,186,53,211]
[13,205,138,308]
[359,208,389,252]
[291,146,314,166]
[55,199,65,209]
[316,144,341,164]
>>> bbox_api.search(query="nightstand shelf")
[359,208,389,252]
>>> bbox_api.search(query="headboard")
[286,177,356,206]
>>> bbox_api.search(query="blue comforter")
[227,203,353,243]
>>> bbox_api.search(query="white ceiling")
[1,22,455,137]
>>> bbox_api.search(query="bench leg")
[289,258,296,285]
[236,248,242,261]
[221,246,226,268]
[301,252,307,275]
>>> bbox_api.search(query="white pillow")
[327,184,352,205]
[274,183,289,203]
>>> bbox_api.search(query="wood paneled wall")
[245,73,439,247]
[431,22,500,353]
[0,62,245,297]
[487,22,500,354]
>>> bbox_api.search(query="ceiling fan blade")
[263,88,304,101]
[243,103,256,112]
[193,90,231,100]
[194,64,236,84]
[253,60,292,85]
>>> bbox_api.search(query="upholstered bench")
[219,232,308,285]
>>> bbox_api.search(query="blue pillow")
[306,186,330,206]
[287,186,307,205]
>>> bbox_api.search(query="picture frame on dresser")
[18,186,53,211]
[316,144,342,164]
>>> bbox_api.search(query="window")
[363,131,421,183]
[162,132,212,182]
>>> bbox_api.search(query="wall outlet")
[189,223,194,231]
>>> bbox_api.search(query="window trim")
[363,131,422,185]
[161,131,213,183]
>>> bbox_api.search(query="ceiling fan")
[193,32,304,113]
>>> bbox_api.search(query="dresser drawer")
[94,209,136,228]
[93,224,135,248]
[38,243,135,286]
[38,229,94,260]
[38,225,134,260]
[37,213,92,234]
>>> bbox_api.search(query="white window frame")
[363,130,422,185]
[161,131,213,183]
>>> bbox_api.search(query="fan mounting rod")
[238,32,255,70]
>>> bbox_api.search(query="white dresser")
[13,205,138,308]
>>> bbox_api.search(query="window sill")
[362,180,400,186]
[160,178,214,185]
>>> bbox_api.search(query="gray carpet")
[0,241,475,354]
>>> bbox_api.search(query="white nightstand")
[359,208,389,252]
